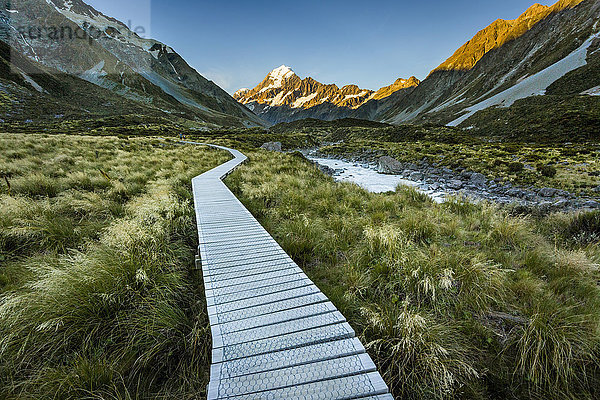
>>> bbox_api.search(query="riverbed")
[307,156,447,203]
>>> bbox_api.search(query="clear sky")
[87,0,541,94]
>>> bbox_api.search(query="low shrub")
[538,164,558,178]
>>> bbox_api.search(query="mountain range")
[0,0,598,131]
[235,0,599,128]
[0,0,264,127]
[233,67,420,124]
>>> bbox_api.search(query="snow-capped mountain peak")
[265,65,296,88]
[233,66,420,124]
[234,88,250,97]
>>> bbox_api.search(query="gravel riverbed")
[305,151,600,212]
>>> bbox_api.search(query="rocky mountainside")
[233,65,419,124]
[378,0,598,126]
[235,0,598,131]
[0,0,265,127]
[0,38,164,123]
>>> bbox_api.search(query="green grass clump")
[227,151,600,400]
[538,164,558,178]
[0,134,229,398]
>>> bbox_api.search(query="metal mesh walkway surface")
[189,143,393,400]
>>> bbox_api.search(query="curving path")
[188,142,393,400]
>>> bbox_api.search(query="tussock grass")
[0,134,229,398]
[227,150,600,400]
[363,302,479,400]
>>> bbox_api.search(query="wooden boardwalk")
[190,143,393,400]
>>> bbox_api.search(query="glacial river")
[307,156,447,203]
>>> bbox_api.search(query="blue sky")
[87,0,541,93]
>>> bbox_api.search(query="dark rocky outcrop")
[260,141,282,152]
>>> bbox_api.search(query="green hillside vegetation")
[269,118,391,132]
[459,95,600,142]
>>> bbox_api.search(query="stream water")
[307,156,447,203]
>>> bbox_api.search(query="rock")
[553,199,572,209]
[317,164,335,176]
[378,156,404,174]
[470,172,487,185]
[507,188,526,198]
[460,171,472,180]
[405,163,419,171]
[260,141,282,152]
[524,193,537,201]
[583,200,600,209]
[409,171,424,181]
[538,187,558,197]
[593,185,600,193]
[447,180,463,190]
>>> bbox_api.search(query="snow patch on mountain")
[269,65,294,84]
[343,90,369,100]
[21,73,44,92]
[292,92,318,108]
[448,31,600,127]
[582,86,600,96]
[271,90,292,106]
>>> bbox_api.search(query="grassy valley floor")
[226,150,600,400]
[0,132,599,399]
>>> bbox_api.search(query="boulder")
[553,199,572,209]
[447,180,464,190]
[409,171,424,181]
[583,200,600,209]
[538,187,558,197]
[460,171,472,180]
[317,164,335,176]
[378,156,403,174]
[507,188,527,198]
[470,172,487,185]
[260,141,282,152]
